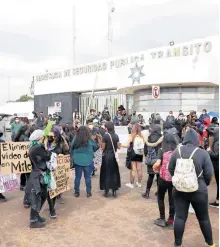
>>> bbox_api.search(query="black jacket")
[168,129,213,192]
[27,144,51,194]
[208,127,219,170]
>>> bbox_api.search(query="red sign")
[55,102,61,108]
[152,86,160,99]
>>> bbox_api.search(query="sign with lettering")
[0,174,19,193]
[0,142,32,175]
[49,155,70,199]
[36,54,145,82]
[152,85,160,99]
[151,41,212,59]
[54,102,62,113]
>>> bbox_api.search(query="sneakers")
[0,194,7,202]
[206,243,216,247]
[87,193,92,198]
[29,221,46,229]
[154,218,166,227]
[57,197,64,204]
[20,186,25,191]
[50,212,57,219]
[136,182,142,188]
[74,192,80,198]
[125,183,134,189]
[209,202,219,208]
[142,190,150,199]
[206,242,216,247]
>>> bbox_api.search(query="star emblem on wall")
[128,62,145,85]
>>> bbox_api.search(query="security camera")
[111,7,115,12]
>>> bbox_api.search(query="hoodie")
[168,128,213,192]
[208,127,219,169]
[202,117,211,138]
[145,124,163,174]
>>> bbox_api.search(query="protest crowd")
[0,106,219,247]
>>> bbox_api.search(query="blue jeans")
[74,165,92,194]
[90,161,95,175]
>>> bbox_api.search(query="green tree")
[16,94,34,102]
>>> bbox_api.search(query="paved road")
[0,156,219,247]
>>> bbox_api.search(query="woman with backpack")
[152,133,179,228]
[142,124,163,199]
[121,124,146,189]
[168,128,215,247]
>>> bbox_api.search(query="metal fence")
[79,90,133,123]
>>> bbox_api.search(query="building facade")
[34,35,219,123]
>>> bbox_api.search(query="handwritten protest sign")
[0,174,19,193]
[49,155,70,199]
[0,142,32,175]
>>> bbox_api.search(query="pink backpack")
[160,151,173,182]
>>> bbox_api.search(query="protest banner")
[49,155,70,199]
[0,174,20,193]
[0,142,32,175]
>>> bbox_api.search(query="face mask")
[15,120,19,123]
[48,137,54,143]
[88,125,93,130]
[179,117,183,120]
[202,112,206,115]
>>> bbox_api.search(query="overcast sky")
[0,0,219,104]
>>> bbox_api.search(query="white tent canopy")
[0,102,34,119]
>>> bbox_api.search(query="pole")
[107,0,114,57]
[73,4,76,65]
[84,73,98,126]
[8,77,10,102]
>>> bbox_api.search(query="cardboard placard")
[0,142,32,175]
[0,174,20,193]
[49,155,70,199]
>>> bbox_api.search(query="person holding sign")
[27,130,52,228]
[44,126,69,219]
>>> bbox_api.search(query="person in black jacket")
[174,113,185,139]
[14,120,31,192]
[207,127,219,208]
[27,129,52,228]
[142,124,163,199]
[168,128,215,247]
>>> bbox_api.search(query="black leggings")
[47,193,56,215]
[214,167,219,200]
[173,190,213,246]
[157,178,174,220]
[20,174,26,187]
[146,173,159,191]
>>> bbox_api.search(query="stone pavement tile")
[0,160,219,247]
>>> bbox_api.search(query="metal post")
[107,0,114,57]
[179,84,182,111]
[73,5,76,65]
[84,73,98,126]
[8,77,10,101]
